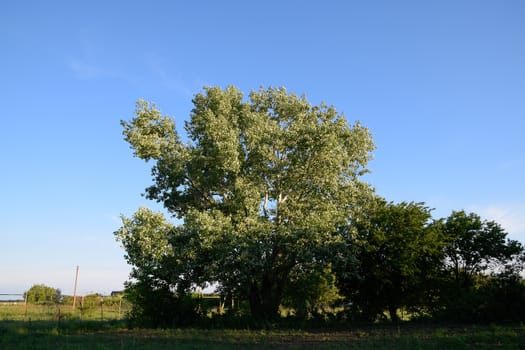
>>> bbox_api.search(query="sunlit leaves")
[115,207,174,268]
[116,86,375,319]
[121,100,179,161]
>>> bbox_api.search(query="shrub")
[24,284,62,305]
[125,281,204,328]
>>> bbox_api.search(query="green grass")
[2,304,525,349]
[1,321,525,349]
[0,302,130,322]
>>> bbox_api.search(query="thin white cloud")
[66,57,137,85]
[66,38,132,82]
[68,59,102,80]
[145,54,193,98]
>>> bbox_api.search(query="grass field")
[1,303,525,349]
[1,320,525,349]
[0,299,130,322]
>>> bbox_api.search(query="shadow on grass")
[1,319,525,350]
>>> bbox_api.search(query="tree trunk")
[248,274,283,320]
[248,283,263,319]
[389,304,399,322]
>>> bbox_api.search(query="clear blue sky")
[1,0,524,296]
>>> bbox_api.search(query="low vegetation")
[1,319,524,349]
[0,294,130,322]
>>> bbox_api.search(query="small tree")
[24,284,62,305]
[429,210,525,321]
[282,264,343,319]
[341,199,443,321]
[441,210,523,288]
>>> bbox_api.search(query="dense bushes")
[124,280,204,328]
[429,272,525,322]
[24,284,62,305]
[117,208,525,327]
[115,206,525,327]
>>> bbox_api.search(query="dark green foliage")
[440,211,523,288]
[282,265,343,320]
[425,211,525,322]
[432,272,525,322]
[478,273,525,321]
[340,199,443,321]
[124,280,203,328]
[337,206,525,324]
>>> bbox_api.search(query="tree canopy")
[24,284,62,305]
[440,210,523,285]
[116,86,375,320]
[341,199,443,321]
[115,86,525,326]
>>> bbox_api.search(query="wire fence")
[0,295,131,322]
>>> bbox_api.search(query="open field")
[0,301,130,322]
[2,303,525,349]
[1,320,524,349]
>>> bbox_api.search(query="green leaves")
[114,207,174,267]
[346,198,439,321]
[24,284,62,305]
[117,86,375,319]
[441,210,523,280]
[114,86,525,324]
[121,100,179,161]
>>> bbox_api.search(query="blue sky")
[1,0,524,296]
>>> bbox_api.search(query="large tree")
[116,86,374,320]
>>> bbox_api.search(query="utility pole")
[72,266,79,309]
